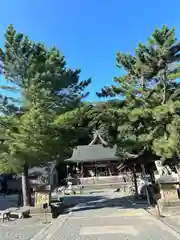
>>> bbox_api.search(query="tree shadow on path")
[62,193,148,214]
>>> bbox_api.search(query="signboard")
[35,192,49,206]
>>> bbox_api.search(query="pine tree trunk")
[21,163,32,206]
[22,164,28,206]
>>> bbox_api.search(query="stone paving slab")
[31,191,180,239]
[4,190,180,240]
[42,192,180,239]
[50,213,180,240]
[146,206,180,235]
[0,214,51,240]
[159,215,180,235]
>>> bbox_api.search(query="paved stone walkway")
[40,193,180,239]
[0,194,48,240]
[2,192,180,239]
[0,213,51,240]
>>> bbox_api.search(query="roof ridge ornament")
[88,130,107,146]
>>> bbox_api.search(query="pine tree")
[0,25,91,205]
[97,25,180,168]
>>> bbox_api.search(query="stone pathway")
[0,194,45,240]
[0,213,51,240]
[147,207,180,236]
[2,191,180,239]
[35,193,180,239]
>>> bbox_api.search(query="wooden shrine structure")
[65,131,121,177]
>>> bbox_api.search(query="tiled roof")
[65,144,118,162]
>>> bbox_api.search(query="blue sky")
[0,0,180,102]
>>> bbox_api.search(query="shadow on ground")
[62,193,148,214]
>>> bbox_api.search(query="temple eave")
[65,156,118,163]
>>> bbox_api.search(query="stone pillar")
[158,178,180,214]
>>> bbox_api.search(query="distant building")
[65,130,121,177]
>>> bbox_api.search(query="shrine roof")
[65,144,118,163]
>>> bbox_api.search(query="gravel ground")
[0,214,51,240]
[0,195,51,240]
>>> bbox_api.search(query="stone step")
[82,183,124,190]
[80,176,133,185]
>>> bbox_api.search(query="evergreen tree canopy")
[97,25,180,165]
[0,25,91,173]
